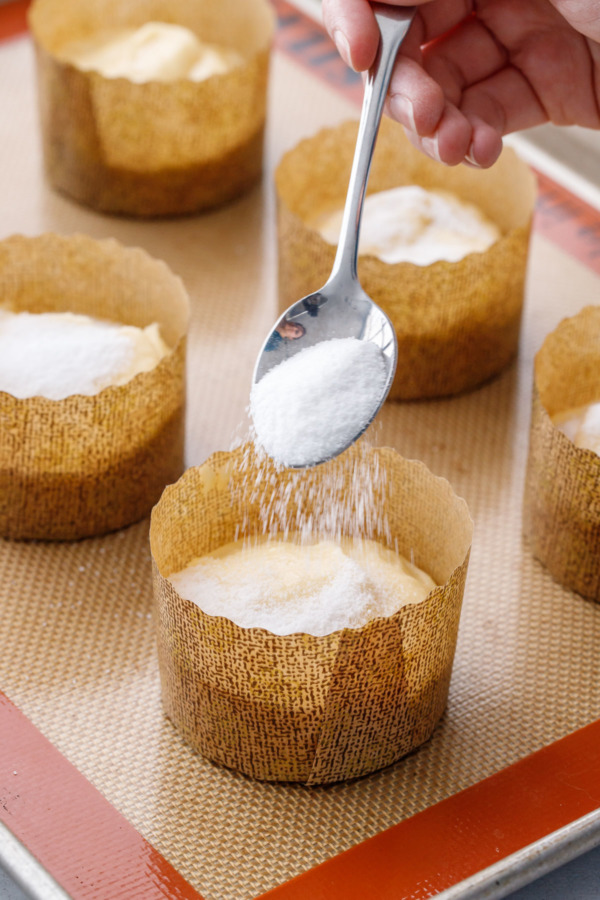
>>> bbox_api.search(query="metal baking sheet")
[2,1,600,898]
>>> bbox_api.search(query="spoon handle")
[329,3,415,286]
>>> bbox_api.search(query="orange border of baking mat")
[2,1,600,898]
[261,716,600,898]
[3,686,600,900]
[0,0,28,40]
[0,691,205,900]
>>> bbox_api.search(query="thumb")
[547,0,600,41]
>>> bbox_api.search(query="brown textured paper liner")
[0,233,189,541]
[29,0,274,217]
[523,306,600,600]
[275,118,536,400]
[150,443,473,784]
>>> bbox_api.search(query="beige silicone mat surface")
[2,28,600,900]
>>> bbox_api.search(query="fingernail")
[390,94,416,133]
[421,133,442,163]
[465,143,481,167]
[333,29,353,69]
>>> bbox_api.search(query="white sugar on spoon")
[250,337,386,468]
[251,5,415,467]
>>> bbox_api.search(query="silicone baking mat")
[2,2,600,898]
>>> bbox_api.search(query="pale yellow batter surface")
[58,21,243,83]
[314,184,500,266]
[168,534,436,636]
[553,401,600,454]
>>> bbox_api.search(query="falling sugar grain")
[231,438,394,546]
[250,337,387,467]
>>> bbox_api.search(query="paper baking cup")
[150,443,473,784]
[523,306,600,600]
[29,0,274,217]
[0,233,189,541]
[275,118,536,400]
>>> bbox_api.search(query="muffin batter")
[168,534,436,636]
[58,21,243,83]
[314,184,500,265]
[0,309,170,399]
[553,401,600,455]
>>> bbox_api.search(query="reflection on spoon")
[264,319,306,352]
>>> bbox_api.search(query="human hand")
[322,0,600,167]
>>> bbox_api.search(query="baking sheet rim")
[2,2,600,898]
[2,805,600,900]
[437,809,600,900]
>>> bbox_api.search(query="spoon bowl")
[252,4,416,467]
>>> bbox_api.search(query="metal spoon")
[252,3,415,466]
